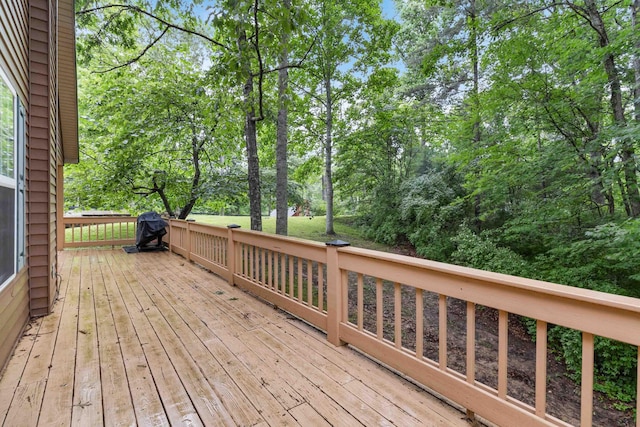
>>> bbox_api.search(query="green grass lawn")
[188,214,389,251]
[64,222,137,243]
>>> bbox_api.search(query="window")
[0,69,25,290]
[17,103,25,270]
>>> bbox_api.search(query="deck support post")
[326,240,349,346]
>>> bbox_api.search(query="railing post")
[227,224,241,286]
[185,220,192,262]
[57,166,64,251]
[59,217,65,251]
[326,240,350,346]
[168,219,173,253]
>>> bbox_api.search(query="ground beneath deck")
[0,249,469,426]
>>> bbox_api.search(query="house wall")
[48,0,60,312]
[29,0,60,316]
[0,0,30,372]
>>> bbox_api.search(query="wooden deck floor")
[0,249,469,426]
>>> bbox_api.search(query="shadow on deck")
[0,249,468,426]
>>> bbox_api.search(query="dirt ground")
[344,245,635,426]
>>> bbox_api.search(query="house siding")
[0,0,29,373]
[29,0,60,317]
[0,0,76,373]
[0,270,28,373]
[48,0,59,311]
[0,1,28,100]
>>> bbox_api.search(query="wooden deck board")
[93,254,137,427]
[0,317,44,423]
[71,253,103,427]
[101,250,170,427]
[137,258,301,426]
[0,249,469,427]
[3,251,76,427]
[38,252,81,427]
[128,254,251,427]
[112,252,204,427]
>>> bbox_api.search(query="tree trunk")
[633,0,640,121]
[157,188,174,218]
[150,173,174,217]
[245,77,262,231]
[588,151,607,216]
[275,0,291,236]
[324,75,335,235]
[582,0,640,217]
[238,29,262,231]
[469,0,482,230]
[633,0,640,213]
[179,133,202,220]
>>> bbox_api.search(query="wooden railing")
[62,216,138,248]
[168,219,640,427]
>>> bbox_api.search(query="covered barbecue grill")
[136,211,168,250]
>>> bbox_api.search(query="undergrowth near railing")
[452,226,639,406]
[549,328,637,407]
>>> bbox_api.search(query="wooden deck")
[0,249,468,427]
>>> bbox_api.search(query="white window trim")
[0,66,19,291]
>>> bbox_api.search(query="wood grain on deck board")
[0,249,468,427]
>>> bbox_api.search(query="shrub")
[450,226,530,277]
[548,327,637,405]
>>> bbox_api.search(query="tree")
[486,1,640,219]
[78,0,311,230]
[276,0,292,235]
[568,0,640,217]
[70,33,242,218]
[301,0,397,235]
[396,0,502,229]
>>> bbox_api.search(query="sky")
[382,0,399,20]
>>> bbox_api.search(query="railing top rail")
[63,215,137,223]
[168,219,327,249]
[231,227,327,248]
[337,245,640,315]
[170,220,189,229]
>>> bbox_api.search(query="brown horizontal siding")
[0,1,28,101]
[30,286,49,299]
[49,0,60,311]
[29,180,48,193]
[29,169,49,182]
[29,243,49,256]
[0,0,29,373]
[29,147,49,162]
[29,0,53,316]
[30,155,49,169]
[0,269,29,373]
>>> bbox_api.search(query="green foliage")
[547,328,637,405]
[532,220,640,297]
[356,173,405,245]
[450,227,530,277]
[398,170,464,260]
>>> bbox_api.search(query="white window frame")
[17,102,25,271]
[0,66,22,291]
